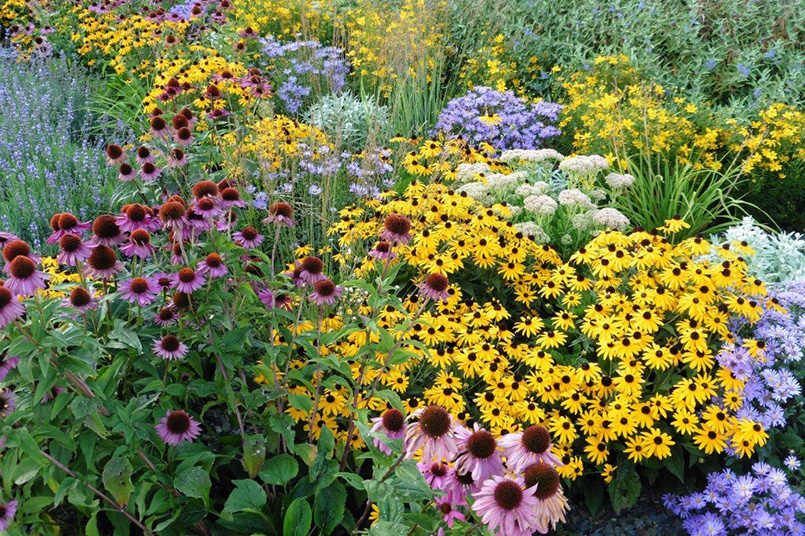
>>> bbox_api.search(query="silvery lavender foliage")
[0,49,123,248]
[306,92,390,151]
[260,37,350,115]
[434,86,562,151]
[714,217,805,283]
[664,463,805,536]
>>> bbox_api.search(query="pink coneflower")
[207,108,231,120]
[116,204,159,233]
[179,107,197,128]
[217,210,237,231]
[454,424,504,485]
[0,287,25,328]
[173,268,205,293]
[0,232,19,250]
[370,408,406,455]
[0,499,18,531]
[404,405,464,462]
[167,148,187,167]
[418,461,450,490]
[174,126,194,146]
[436,496,467,529]
[159,201,187,228]
[85,245,123,279]
[150,115,169,137]
[140,162,162,182]
[0,389,16,417]
[0,352,19,382]
[471,476,541,536]
[497,425,563,473]
[119,162,136,181]
[154,307,176,326]
[443,467,478,502]
[309,278,342,306]
[120,229,156,259]
[153,272,175,292]
[154,334,187,360]
[155,409,201,446]
[299,256,325,284]
[91,215,126,246]
[420,273,450,302]
[170,242,185,265]
[191,181,219,200]
[368,240,396,261]
[194,197,220,219]
[3,239,41,269]
[64,287,96,312]
[264,202,295,227]
[381,214,412,244]
[46,213,91,244]
[4,256,48,296]
[57,234,93,266]
[42,385,65,403]
[119,277,160,306]
[522,463,569,533]
[184,207,212,235]
[220,187,247,209]
[233,227,263,249]
[136,146,155,165]
[105,143,125,165]
[198,253,227,278]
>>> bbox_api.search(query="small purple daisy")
[0,499,18,531]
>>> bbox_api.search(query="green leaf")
[243,435,267,479]
[608,463,641,514]
[175,467,212,501]
[288,394,313,413]
[102,455,134,506]
[223,480,267,514]
[283,498,312,536]
[584,477,605,516]
[314,482,346,533]
[665,449,686,484]
[260,454,299,486]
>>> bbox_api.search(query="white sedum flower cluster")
[500,148,565,163]
[558,154,609,174]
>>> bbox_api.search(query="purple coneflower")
[0,352,19,382]
[197,253,227,278]
[119,277,160,306]
[3,239,41,269]
[194,197,220,219]
[120,229,156,259]
[207,108,231,120]
[471,476,541,536]
[118,162,136,181]
[370,408,406,454]
[299,256,325,284]
[154,307,176,326]
[156,409,201,446]
[105,143,125,165]
[0,499,18,531]
[0,232,19,250]
[136,146,155,165]
[154,272,175,291]
[42,386,64,404]
[404,405,464,462]
[4,256,48,296]
[497,425,563,473]
[150,115,169,137]
[159,201,187,228]
[140,162,162,182]
[443,467,478,502]
[173,268,205,293]
[167,148,187,167]
[63,287,96,312]
[381,214,412,244]
[436,496,467,529]
[85,245,123,279]
[233,226,263,249]
[420,273,450,302]
[154,334,187,360]
[522,462,569,533]
[454,424,504,485]
[91,215,126,246]
[57,234,93,266]
[418,461,450,490]
[264,202,295,227]
[310,279,342,306]
[220,187,247,209]
[191,181,219,200]
[174,127,194,146]
[0,389,16,417]
[116,204,159,233]
[368,240,396,260]
[46,213,91,245]
[0,287,25,328]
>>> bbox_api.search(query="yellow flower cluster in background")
[733,102,805,178]
[459,32,520,93]
[38,257,82,298]
[335,0,447,95]
[228,0,330,39]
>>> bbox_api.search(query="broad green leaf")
[260,454,299,486]
[283,498,312,536]
[314,482,346,533]
[102,455,134,506]
[223,479,267,514]
[175,467,212,501]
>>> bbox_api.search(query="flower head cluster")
[435,86,562,151]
